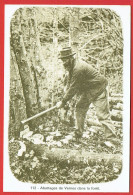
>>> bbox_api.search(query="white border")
[4,5,131,192]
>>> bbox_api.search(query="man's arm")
[62,81,78,105]
[56,70,80,108]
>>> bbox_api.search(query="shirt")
[62,59,108,105]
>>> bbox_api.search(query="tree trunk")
[69,8,80,57]
[10,9,40,128]
[9,50,27,138]
[28,8,46,110]
[52,8,58,106]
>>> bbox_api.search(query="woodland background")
[9,7,123,184]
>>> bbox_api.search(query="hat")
[59,47,76,59]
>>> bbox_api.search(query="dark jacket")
[62,60,108,105]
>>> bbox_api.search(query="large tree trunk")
[9,50,27,138]
[10,9,40,128]
[29,8,47,109]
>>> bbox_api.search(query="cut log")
[109,97,123,105]
[111,110,123,122]
[113,103,123,111]
[111,93,123,98]
[29,143,122,165]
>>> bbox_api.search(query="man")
[56,47,117,142]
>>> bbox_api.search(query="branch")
[58,20,69,32]
[79,33,105,50]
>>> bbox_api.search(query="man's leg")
[75,93,91,136]
[93,89,116,139]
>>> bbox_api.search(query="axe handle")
[21,105,57,124]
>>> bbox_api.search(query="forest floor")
[9,102,123,184]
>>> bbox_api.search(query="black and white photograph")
[4,5,130,192]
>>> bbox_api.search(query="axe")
[21,105,57,125]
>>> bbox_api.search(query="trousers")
[75,88,116,138]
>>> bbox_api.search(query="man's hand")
[56,101,63,108]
